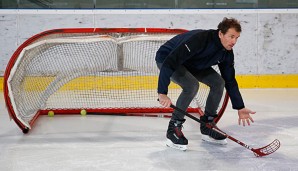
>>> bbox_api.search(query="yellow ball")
[80,109,87,116]
[48,111,54,117]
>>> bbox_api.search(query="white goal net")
[4,28,228,133]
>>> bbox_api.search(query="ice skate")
[166,139,187,151]
[166,119,188,151]
[201,134,227,145]
[200,115,227,145]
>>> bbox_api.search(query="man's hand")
[158,94,172,108]
[238,108,256,126]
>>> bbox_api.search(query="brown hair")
[217,17,242,34]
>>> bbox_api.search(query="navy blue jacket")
[155,29,245,110]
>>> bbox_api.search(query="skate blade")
[166,139,187,151]
[201,135,228,145]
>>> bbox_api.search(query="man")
[156,17,256,151]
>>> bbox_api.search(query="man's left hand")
[238,108,256,126]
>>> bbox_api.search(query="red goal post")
[3,28,229,133]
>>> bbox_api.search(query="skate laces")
[174,125,184,137]
[174,121,185,138]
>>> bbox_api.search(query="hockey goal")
[3,28,229,133]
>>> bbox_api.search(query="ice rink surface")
[0,89,298,171]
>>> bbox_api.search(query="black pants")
[157,62,224,120]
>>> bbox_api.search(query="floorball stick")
[170,104,280,157]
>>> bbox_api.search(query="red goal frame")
[3,28,229,133]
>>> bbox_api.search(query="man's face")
[219,28,240,50]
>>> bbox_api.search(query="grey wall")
[0,9,297,76]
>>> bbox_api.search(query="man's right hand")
[158,94,172,108]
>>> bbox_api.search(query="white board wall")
[0,9,297,75]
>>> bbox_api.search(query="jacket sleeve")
[157,33,207,94]
[218,52,245,110]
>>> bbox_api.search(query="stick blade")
[252,139,281,157]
